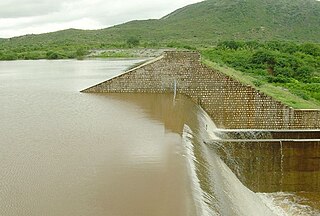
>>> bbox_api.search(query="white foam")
[258,192,320,216]
[182,124,216,216]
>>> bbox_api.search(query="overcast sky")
[0,0,203,38]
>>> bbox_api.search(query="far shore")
[87,48,176,59]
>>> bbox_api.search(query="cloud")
[0,0,203,38]
[0,0,64,18]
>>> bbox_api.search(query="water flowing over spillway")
[180,101,320,216]
[0,60,319,216]
[180,101,282,216]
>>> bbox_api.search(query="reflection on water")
[0,60,319,216]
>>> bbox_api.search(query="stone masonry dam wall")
[82,51,320,129]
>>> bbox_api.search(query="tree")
[218,40,242,50]
[295,66,313,82]
[300,43,320,56]
[75,48,87,59]
[126,37,140,48]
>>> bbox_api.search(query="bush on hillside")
[202,40,320,103]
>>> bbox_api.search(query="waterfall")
[181,106,287,216]
[183,125,216,216]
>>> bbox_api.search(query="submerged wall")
[209,133,320,192]
[82,51,320,129]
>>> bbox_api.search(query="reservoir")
[0,59,319,216]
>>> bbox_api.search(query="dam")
[81,51,320,215]
[82,51,320,129]
[1,57,319,216]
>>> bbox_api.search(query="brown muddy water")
[0,60,319,216]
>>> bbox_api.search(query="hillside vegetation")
[0,0,319,108]
[0,0,319,60]
[201,41,320,108]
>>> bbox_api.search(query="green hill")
[159,0,320,43]
[1,0,319,53]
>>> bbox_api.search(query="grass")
[202,59,320,109]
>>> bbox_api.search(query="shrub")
[46,51,65,59]
[126,37,140,48]
[251,50,276,66]
[295,65,313,82]
[253,80,263,87]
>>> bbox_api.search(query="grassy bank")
[203,60,320,109]
[201,41,320,109]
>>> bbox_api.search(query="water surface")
[0,60,194,216]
